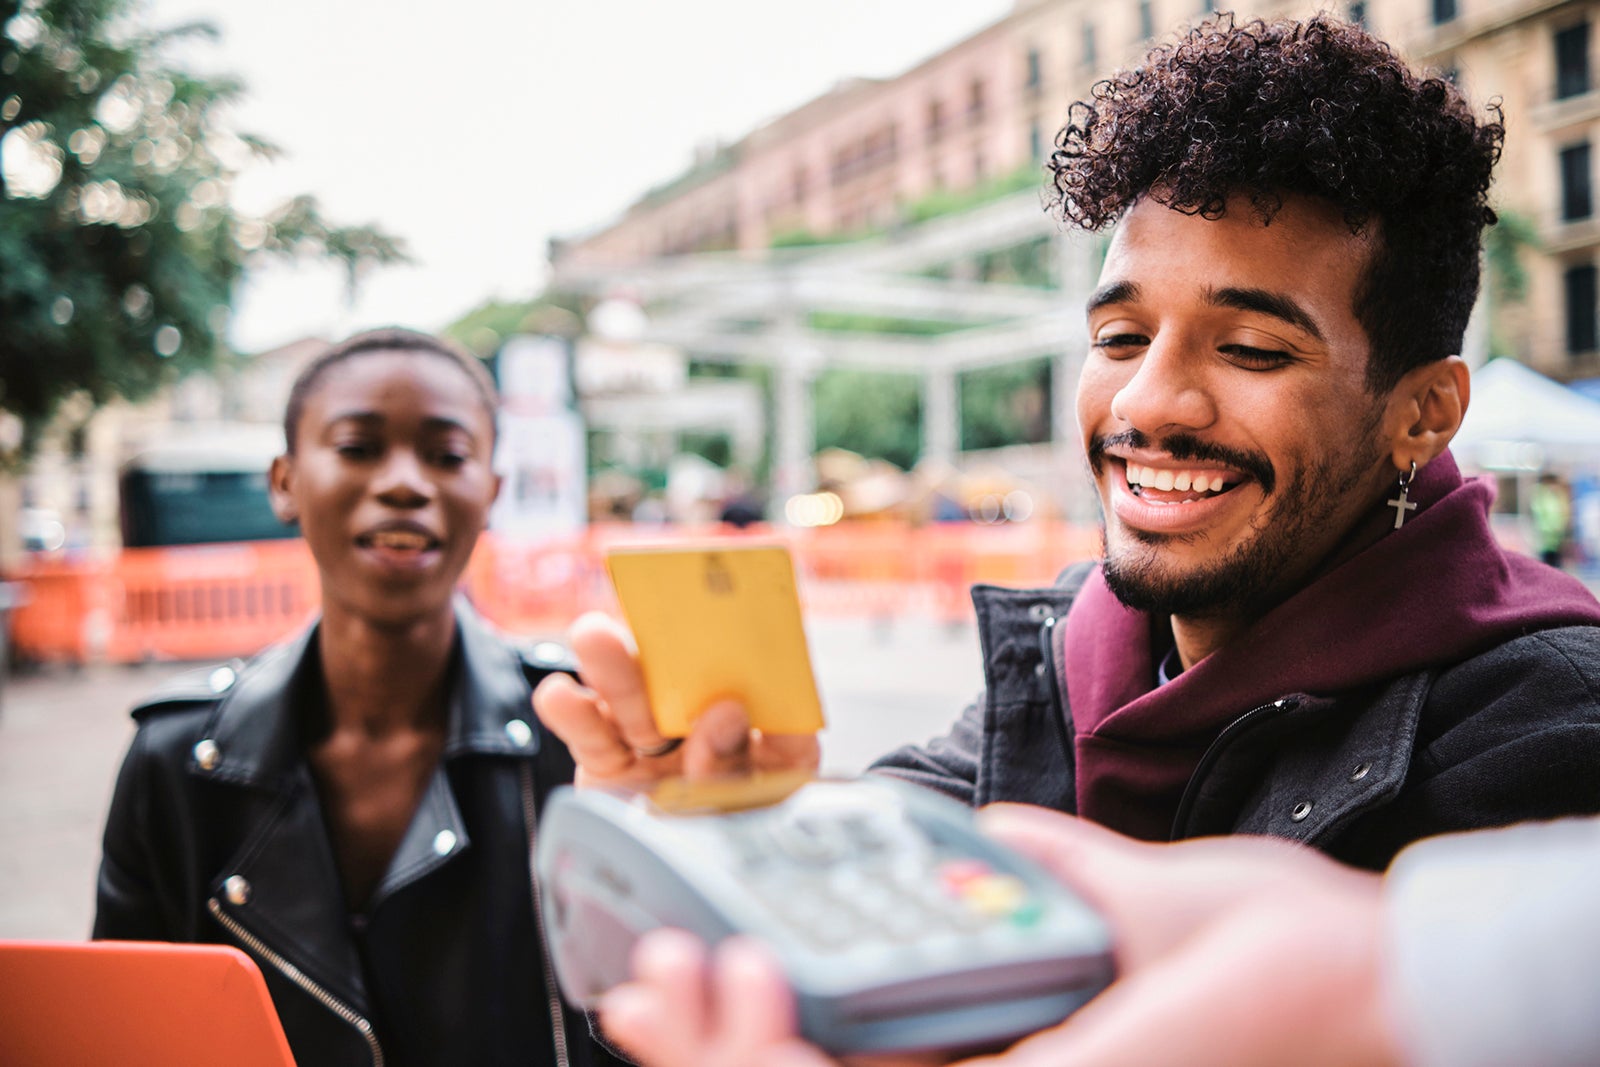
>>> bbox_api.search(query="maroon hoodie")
[1061,451,1600,841]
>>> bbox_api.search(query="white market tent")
[1452,358,1600,470]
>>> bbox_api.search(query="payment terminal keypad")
[728,807,1042,952]
[537,775,1115,1055]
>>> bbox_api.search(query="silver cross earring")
[1387,460,1419,530]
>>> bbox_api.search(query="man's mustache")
[1088,430,1276,495]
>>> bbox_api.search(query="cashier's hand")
[600,930,940,1067]
[599,805,1403,1067]
[532,612,820,787]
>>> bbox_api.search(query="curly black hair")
[1047,14,1505,392]
[283,327,499,453]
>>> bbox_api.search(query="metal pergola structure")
[552,190,1104,517]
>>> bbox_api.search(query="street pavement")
[0,613,984,941]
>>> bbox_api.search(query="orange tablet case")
[0,940,297,1066]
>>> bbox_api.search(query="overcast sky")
[142,0,1014,352]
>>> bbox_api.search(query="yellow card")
[605,544,826,739]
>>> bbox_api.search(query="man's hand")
[597,804,1405,1067]
[532,612,820,786]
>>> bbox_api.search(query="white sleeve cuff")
[1383,817,1600,1067]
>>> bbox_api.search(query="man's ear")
[1384,356,1470,473]
[268,454,299,524]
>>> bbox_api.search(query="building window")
[1561,141,1593,220]
[1026,48,1042,90]
[1349,0,1367,25]
[1030,122,1044,161]
[927,100,945,142]
[1139,0,1155,39]
[1082,21,1097,66]
[1556,22,1591,100]
[1200,0,1215,13]
[969,79,986,123]
[1565,263,1598,353]
[1432,0,1456,26]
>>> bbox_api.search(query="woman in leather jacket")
[94,328,625,1067]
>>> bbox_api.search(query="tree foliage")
[0,0,408,448]
[959,357,1051,451]
[812,368,921,471]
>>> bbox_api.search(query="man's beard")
[1097,433,1382,620]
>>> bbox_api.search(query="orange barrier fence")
[7,522,1100,664]
[106,540,321,664]
[7,558,106,665]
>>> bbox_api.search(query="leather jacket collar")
[192,599,542,790]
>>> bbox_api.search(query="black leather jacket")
[94,602,627,1067]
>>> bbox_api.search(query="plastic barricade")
[6,558,107,665]
[467,524,782,637]
[105,540,320,663]
[789,522,914,619]
[918,522,1100,623]
[466,533,609,637]
[5,522,1104,663]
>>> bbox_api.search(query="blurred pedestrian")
[1531,472,1573,568]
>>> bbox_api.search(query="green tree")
[813,368,920,470]
[1482,207,1538,361]
[0,0,408,449]
[959,357,1051,451]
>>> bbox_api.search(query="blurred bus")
[119,425,294,548]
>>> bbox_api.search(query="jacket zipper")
[207,896,385,1067]
[1169,697,1298,840]
[1037,616,1075,775]
[521,763,571,1067]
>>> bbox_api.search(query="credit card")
[605,544,826,738]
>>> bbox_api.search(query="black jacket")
[872,566,1600,870]
[94,602,627,1067]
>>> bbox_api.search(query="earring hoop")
[1398,459,1417,488]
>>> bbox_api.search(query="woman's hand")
[532,611,820,787]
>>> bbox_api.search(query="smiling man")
[863,15,1600,863]
[537,16,1600,873]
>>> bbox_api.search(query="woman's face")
[269,349,500,628]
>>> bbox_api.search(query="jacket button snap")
[1349,762,1372,782]
[208,666,237,693]
[1027,603,1053,622]
[1290,800,1313,822]
[434,830,458,856]
[223,875,251,906]
[505,719,533,748]
[192,739,221,771]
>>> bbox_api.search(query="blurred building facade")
[555,0,1600,387]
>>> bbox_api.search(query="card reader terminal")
[536,775,1115,1055]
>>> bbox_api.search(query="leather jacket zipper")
[521,763,571,1067]
[207,896,385,1067]
[1170,697,1298,840]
